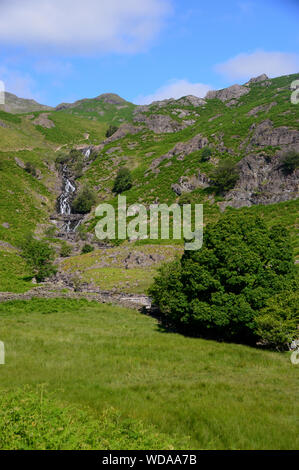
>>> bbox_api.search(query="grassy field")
[0,298,298,450]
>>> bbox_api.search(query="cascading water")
[57,147,91,236]
[58,165,78,233]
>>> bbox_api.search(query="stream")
[58,164,81,234]
[57,147,91,236]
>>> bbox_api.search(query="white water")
[58,149,91,235]
[58,165,76,216]
[84,148,91,159]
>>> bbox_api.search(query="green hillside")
[0,73,298,295]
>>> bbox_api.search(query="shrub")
[149,213,296,343]
[72,186,96,214]
[21,235,56,282]
[0,386,177,450]
[113,167,132,194]
[55,153,70,166]
[24,162,37,177]
[105,125,118,138]
[255,291,299,349]
[77,224,87,241]
[81,244,94,254]
[209,158,239,194]
[201,147,212,162]
[280,150,299,174]
[60,242,72,257]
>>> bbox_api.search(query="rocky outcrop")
[176,95,206,107]
[247,102,277,116]
[148,133,209,172]
[133,112,194,134]
[248,119,299,151]
[33,113,55,128]
[245,74,270,86]
[172,172,210,196]
[90,123,140,153]
[221,152,299,210]
[205,84,249,102]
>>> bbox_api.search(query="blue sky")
[0,0,298,106]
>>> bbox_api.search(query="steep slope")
[0,73,298,295]
[80,73,299,208]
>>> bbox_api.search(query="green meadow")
[0,298,298,450]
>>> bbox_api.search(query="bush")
[60,242,72,257]
[0,386,176,450]
[81,244,94,254]
[55,153,70,166]
[280,150,299,174]
[24,162,37,177]
[149,213,296,343]
[113,167,132,194]
[201,147,212,162]
[21,235,56,282]
[105,125,118,138]
[209,158,239,194]
[72,186,96,214]
[255,291,299,349]
[55,150,84,178]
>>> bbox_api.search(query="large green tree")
[149,213,297,343]
[21,235,56,282]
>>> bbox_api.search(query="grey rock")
[172,172,210,195]
[249,120,299,150]
[133,113,192,134]
[247,102,277,117]
[223,152,299,209]
[33,113,55,129]
[14,157,25,169]
[205,84,250,102]
[245,74,269,85]
[176,95,206,107]
[149,133,209,171]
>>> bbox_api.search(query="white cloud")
[0,66,44,101]
[0,0,171,55]
[216,50,299,81]
[135,79,212,104]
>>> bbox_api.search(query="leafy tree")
[201,147,212,162]
[280,150,299,174]
[21,235,56,282]
[255,291,299,349]
[105,125,118,138]
[113,167,132,194]
[209,158,239,194]
[149,213,296,343]
[72,186,96,214]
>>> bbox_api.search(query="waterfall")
[58,165,75,216]
[57,148,91,236]
[58,165,79,234]
[84,148,91,159]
